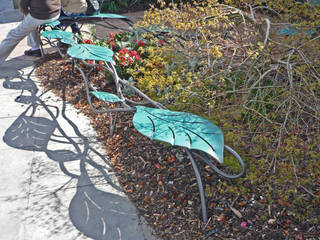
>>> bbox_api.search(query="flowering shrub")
[80,31,143,79]
[127,0,262,111]
[76,0,320,233]
[100,0,320,229]
[114,48,140,67]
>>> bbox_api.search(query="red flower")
[134,54,141,61]
[83,39,93,44]
[158,39,165,46]
[119,50,125,56]
[97,61,104,70]
[153,62,163,68]
[120,60,126,67]
[132,39,137,44]
[129,50,137,57]
[119,56,126,61]
[109,32,115,38]
[137,40,145,47]
[109,40,115,48]
[88,60,94,64]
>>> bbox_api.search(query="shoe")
[24,49,42,57]
[71,25,81,35]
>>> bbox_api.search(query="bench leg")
[186,149,208,222]
[108,111,117,135]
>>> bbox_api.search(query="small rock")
[268,219,276,224]
[215,206,224,211]
[175,152,184,162]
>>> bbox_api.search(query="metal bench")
[38,1,132,56]
[40,29,246,222]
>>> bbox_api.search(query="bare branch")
[263,18,271,47]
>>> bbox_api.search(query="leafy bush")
[101,0,195,13]
[101,0,135,13]
[90,0,320,226]
[130,0,263,110]
[125,0,319,224]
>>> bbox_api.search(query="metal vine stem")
[40,27,246,222]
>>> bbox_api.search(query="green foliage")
[129,0,319,224]
[223,0,320,29]
[90,0,320,227]
[101,0,131,13]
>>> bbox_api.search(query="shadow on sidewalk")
[0,8,23,24]
[2,65,152,239]
[0,57,35,78]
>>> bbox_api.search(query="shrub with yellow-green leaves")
[224,0,320,28]
[129,0,263,112]
[122,0,320,224]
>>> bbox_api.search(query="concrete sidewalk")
[0,2,157,240]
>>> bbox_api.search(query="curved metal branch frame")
[186,145,246,222]
[40,25,247,222]
[72,56,247,222]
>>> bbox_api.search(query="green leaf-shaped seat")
[59,13,129,21]
[67,44,114,63]
[43,14,130,29]
[44,20,61,28]
[91,91,123,103]
[139,24,171,34]
[133,106,224,163]
[280,27,317,36]
[41,30,75,45]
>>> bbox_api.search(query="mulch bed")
[35,53,319,240]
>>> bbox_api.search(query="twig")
[291,155,318,198]
[247,3,255,22]
[202,216,212,230]
[215,4,248,25]
[253,6,280,16]
[290,155,299,183]
[263,18,271,47]
[247,65,279,92]
[243,105,280,125]
[299,185,318,198]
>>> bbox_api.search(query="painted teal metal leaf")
[280,27,317,36]
[91,91,123,103]
[133,106,224,163]
[140,24,171,34]
[44,20,61,28]
[280,27,299,36]
[67,44,114,63]
[41,30,75,44]
[95,13,129,19]
[59,13,129,21]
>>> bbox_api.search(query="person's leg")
[0,13,60,65]
[0,14,40,65]
[71,22,81,34]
